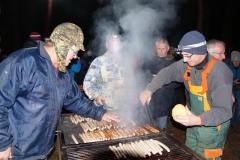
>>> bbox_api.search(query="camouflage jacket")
[83,52,133,110]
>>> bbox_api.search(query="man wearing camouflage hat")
[0,22,119,160]
[140,31,233,159]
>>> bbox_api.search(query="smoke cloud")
[91,0,183,56]
[89,0,185,121]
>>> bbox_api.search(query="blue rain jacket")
[0,42,106,160]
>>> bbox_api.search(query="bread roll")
[172,104,187,117]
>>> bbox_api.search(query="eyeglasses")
[180,53,193,59]
[70,48,78,57]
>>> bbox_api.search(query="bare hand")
[101,113,120,122]
[96,95,105,105]
[173,106,201,126]
[140,90,152,106]
[0,147,12,160]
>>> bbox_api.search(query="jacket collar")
[39,41,51,61]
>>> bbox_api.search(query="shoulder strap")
[200,58,218,94]
[183,65,191,81]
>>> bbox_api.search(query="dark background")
[0,0,240,55]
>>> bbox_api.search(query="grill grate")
[62,136,200,160]
[57,114,204,160]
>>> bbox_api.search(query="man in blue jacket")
[0,22,119,160]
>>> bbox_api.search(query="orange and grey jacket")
[146,54,233,126]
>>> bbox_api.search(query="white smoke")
[91,0,183,56]
[89,0,185,120]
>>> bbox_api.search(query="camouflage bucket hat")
[50,22,85,72]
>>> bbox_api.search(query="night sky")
[1,0,240,56]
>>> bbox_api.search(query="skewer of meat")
[77,115,83,123]
[118,128,128,138]
[130,142,144,157]
[153,139,170,152]
[139,140,151,156]
[91,121,97,130]
[143,140,158,154]
[102,130,111,140]
[137,126,150,135]
[78,133,86,143]
[126,143,139,157]
[98,130,107,141]
[127,128,136,136]
[94,130,103,141]
[109,146,121,160]
[115,145,127,159]
[86,121,95,131]
[134,141,147,157]
[122,143,134,157]
[84,132,93,142]
[79,123,88,132]
[132,127,143,136]
[84,123,91,132]
[73,115,80,123]
[145,124,160,133]
[72,115,78,124]
[149,139,163,154]
[83,132,92,143]
[69,115,75,124]
[71,134,79,144]
[118,143,128,157]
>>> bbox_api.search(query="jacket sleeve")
[83,58,102,100]
[146,60,186,92]
[0,57,24,150]
[64,79,106,121]
[202,62,233,126]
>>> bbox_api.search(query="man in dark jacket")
[0,23,119,160]
[142,38,180,129]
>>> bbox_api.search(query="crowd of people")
[0,22,240,160]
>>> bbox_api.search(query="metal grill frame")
[57,114,204,160]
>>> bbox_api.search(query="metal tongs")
[144,100,156,127]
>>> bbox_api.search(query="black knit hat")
[178,31,207,55]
